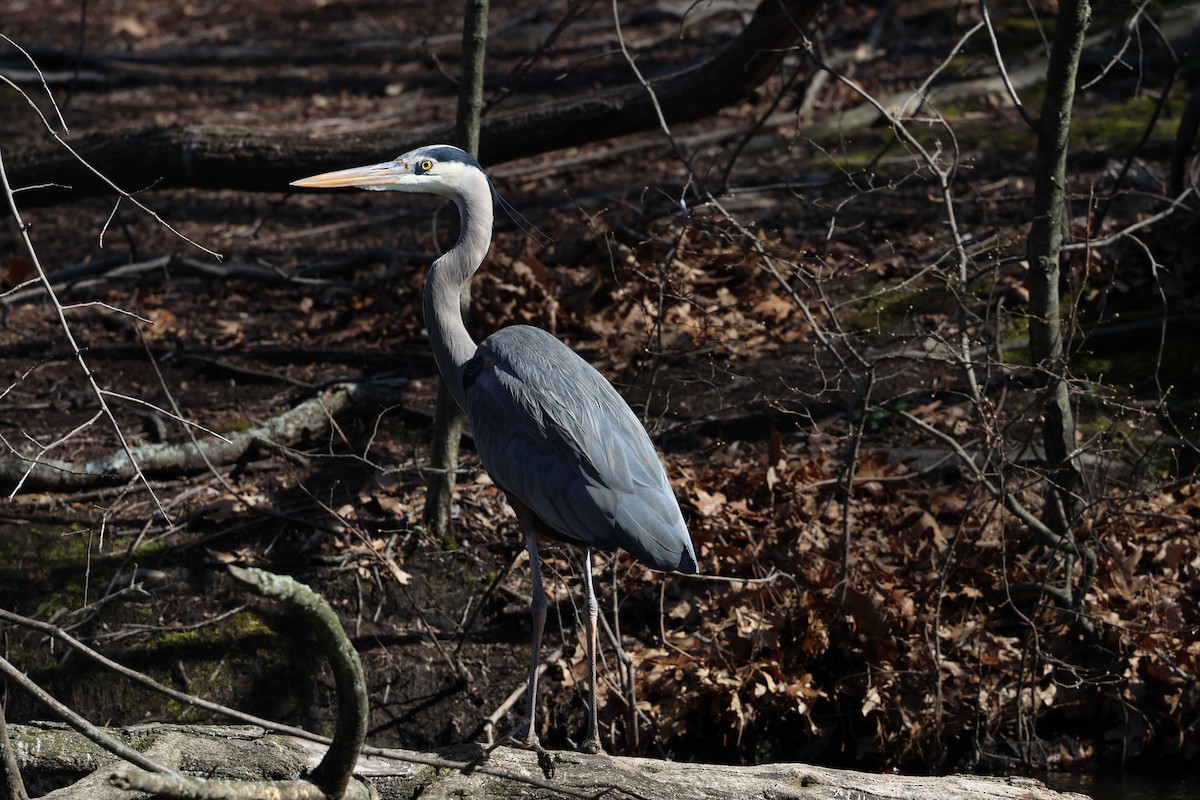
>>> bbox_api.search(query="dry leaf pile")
[442,205,1200,771]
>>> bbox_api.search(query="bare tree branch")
[979,1,1040,131]
[231,566,367,799]
[0,145,168,518]
[0,693,29,800]
[0,35,220,257]
[106,567,372,799]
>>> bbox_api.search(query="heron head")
[290,144,486,198]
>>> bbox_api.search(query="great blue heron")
[292,144,697,754]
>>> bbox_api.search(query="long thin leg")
[580,546,605,754]
[520,529,548,750]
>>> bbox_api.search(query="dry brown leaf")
[692,486,727,517]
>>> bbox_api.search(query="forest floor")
[2,0,1199,778]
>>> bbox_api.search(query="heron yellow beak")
[290,161,403,189]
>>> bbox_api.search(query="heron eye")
[418,159,434,173]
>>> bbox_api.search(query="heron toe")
[515,725,543,752]
[579,737,605,755]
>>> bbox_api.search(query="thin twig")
[480,646,563,746]
[802,34,984,401]
[979,1,1039,131]
[0,145,169,518]
[0,605,338,745]
[611,0,868,392]
[895,408,1092,581]
[1062,187,1194,251]
[0,692,29,800]
[99,389,233,444]
[0,36,221,260]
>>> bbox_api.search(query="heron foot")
[578,737,605,756]
[510,729,556,779]
[513,726,547,754]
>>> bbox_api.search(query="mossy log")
[9,723,1087,800]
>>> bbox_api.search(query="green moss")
[1005,315,1200,458]
[1000,309,1034,367]
[133,609,292,721]
[0,527,103,612]
[1073,321,1200,408]
[1070,95,1181,153]
[145,610,274,652]
[847,287,958,333]
[1003,346,1033,367]
[0,525,172,615]
[26,605,320,730]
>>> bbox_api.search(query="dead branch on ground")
[1,380,408,494]
[110,566,371,800]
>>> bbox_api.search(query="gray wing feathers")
[464,326,696,573]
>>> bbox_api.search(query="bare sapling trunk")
[422,0,490,543]
[1024,0,1095,607]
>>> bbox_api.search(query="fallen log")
[8,723,1088,800]
[0,380,408,493]
[6,0,822,206]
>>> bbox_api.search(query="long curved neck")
[423,171,494,411]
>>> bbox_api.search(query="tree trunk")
[455,0,489,158]
[1169,82,1200,198]
[422,0,490,543]
[1024,0,1092,599]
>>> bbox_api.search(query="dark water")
[1041,771,1194,800]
